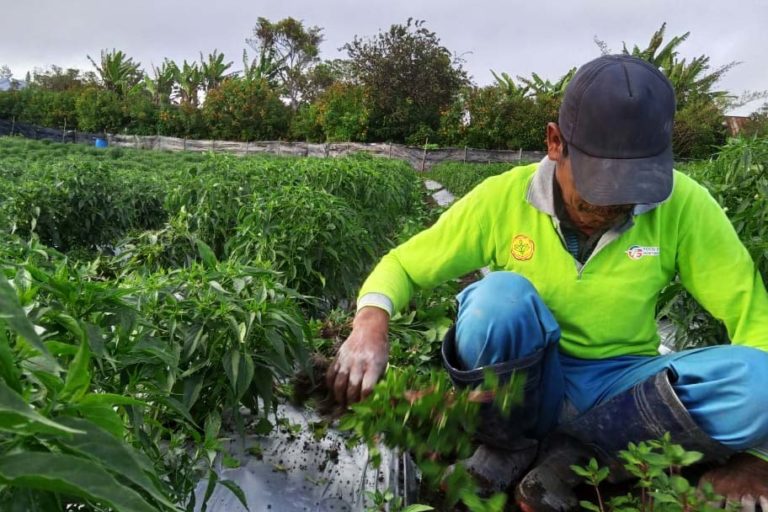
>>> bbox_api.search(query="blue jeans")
[454,271,768,451]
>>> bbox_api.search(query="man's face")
[556,157,633,234]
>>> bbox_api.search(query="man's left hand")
[698,453,768,510]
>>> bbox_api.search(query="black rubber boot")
[460,438,539,493]
[515,434,591,511]
[441,326,547,492]
[515,370,733,511]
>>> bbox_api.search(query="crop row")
[0,137,424,510]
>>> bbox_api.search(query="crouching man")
[327,55,768,510]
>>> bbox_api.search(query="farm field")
[1,135,767,511]
[0,137,439,511]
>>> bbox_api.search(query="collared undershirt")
[552,173,628,264]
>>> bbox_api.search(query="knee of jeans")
[455,272,551,368]
[458,272,537,313]
[472,271,536,298]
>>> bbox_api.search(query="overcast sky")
[2,0,766,114]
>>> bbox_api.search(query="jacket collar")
[525,157,660,217]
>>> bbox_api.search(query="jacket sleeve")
[358,177,502,313]
[676,177,768,352]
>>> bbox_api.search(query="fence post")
[62,119,66,143]
[420,138,429,172]
[10,116,15,136]
[464,146,468,163]
[518,148,523,161]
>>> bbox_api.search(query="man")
[326,55,768,509]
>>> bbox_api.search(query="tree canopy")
[246,17,324,110]
[343,18,469,143]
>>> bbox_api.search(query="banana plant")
[200,50,233,92]
[144,59,178,106]
[517,68,576,102]
[621,23,737,108]
[242,47,282,87]
[490,70,529,100]
[173,60,203,107]
[87,49,142,98]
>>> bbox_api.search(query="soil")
[292,353,347,418]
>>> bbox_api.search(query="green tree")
[301,58,355,104]
[451,85,554,150]
[319,83,369,142]
[87,49,143,97]
[75,87,124,133]
[30,66,94,91]
[202,77,289,140]
[343,18,468,143]
[744,102,768,137]
[121,88,158,135]
[246,17,324,109]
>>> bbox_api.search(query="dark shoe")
[515,435,592,511]
[458,439,538,493]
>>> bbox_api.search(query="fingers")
[332,366,350,406]
[360,365,381,400]
[325,359,338,391]
[759,496,768,511]
[346,364,363,405]
[739,494,755,512]
[326,357,382,406]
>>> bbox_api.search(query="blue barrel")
[95,138,108,148]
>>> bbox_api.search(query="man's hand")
[326,306,389,407]
[698,453,768,510]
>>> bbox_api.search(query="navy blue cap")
[559,55,676,206]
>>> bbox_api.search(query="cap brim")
[569,143,673,206]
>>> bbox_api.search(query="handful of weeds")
[340,367,523,511]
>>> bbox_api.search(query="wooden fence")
[0,118,545,170]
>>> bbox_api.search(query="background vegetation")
[3,22,767,159]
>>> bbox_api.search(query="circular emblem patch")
[626,245,644,260]
[511,235,535,261]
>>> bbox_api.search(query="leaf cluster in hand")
[340,367,520,511]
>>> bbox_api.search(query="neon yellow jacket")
[359,159,768,359]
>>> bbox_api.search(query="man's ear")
[546,122,565,161]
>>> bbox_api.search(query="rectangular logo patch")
[626,245,660,260]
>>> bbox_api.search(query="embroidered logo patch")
[511,235,535,261]
[626,245,660,260]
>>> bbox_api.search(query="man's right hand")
[326,306,390,407]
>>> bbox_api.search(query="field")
[0,137,437,511]
[1,136,768,511]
